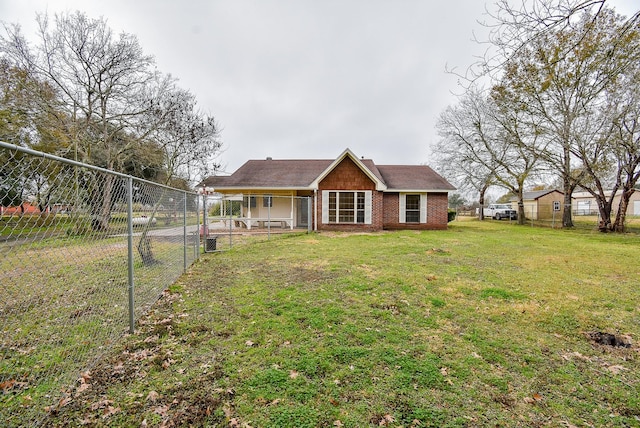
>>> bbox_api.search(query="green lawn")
[45,220,640,427]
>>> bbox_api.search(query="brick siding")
[317,157,380,231]
[316,157,449,231]
[383,192,449,230]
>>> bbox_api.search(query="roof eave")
[386,188,456,193]
[208,186,315,192]
[310,148,388,191]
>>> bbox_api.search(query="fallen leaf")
[90,399,113,411]
[532,393,543,401]
[102,406,120,419]
[334,420,344,427]
[80,371,92,383]
[146,391,160,402]
[440,367,449,376]
[59,396,72,408]
[245,340,254,347]
[0,379,16,391]
[379,414,395,426]
[112,361,125,375]
[606,365,627,375]
[76,382,91,393]
[289,370,299,379]
[154,404,170,417]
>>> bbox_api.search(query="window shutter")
[364,191,372,224]
[322,191,328,223]
[420,194,427,223]
[399,193,406,223]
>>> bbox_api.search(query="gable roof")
[201,149,455,193]
[510,189,563,201]
[310,148,387,191]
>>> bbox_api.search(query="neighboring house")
[572,189,640,216]
[509,190,564,220]
[200,148,456,231]
[0,202,42,216]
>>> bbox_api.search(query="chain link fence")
[198,192,314,252]
[0,141,200,426]
[456,202,639,231]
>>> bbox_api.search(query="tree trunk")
[562,180,574,228]
[595,193,613,232]
[478,183,488,221]
[612,187,634,232]
[91,173,115,231]
[517,199,525,225]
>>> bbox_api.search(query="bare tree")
[458,0,638,86]
[1,11,222,233]
[436,88,542,224]
[144,82,221,186]
[1,11,160,229]
[492,7,639,228]
[434,94,496,221]
[607,68,640,231]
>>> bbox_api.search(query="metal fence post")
[267,196,271,240]
[229,196,233,249]
[126,176,135,334]
[183,191,187,272]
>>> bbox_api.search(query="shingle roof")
[202,159,332,188]
[377,165,456,191]
[202,153,455,192]
[509,189,563,201]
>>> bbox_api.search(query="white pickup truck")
[483,204,517,220]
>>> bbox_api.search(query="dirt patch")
[588,331,632,348]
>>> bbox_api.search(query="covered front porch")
[207,191,314,231]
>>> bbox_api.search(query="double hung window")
[399,193,426,223]
[322,191,371,224]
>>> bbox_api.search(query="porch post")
[290,193,294,229]
[313,189,318,231]
[247,193,252,230]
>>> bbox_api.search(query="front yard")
[46,221,640,427]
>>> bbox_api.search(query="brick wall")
[317,157,381,231]
[383,192,449,230]
[315,157,450,231]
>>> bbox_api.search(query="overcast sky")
[1,1,637,174]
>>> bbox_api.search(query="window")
[400,193,426,223]
[338,192,355,222]
[328,192,337,222]
[322,191,371,224]
[263,195,273,207]
[243,196,256,208]
[405,194,420,223]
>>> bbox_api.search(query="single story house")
[200,148,456,231]
[572,189,640,216]
[509,190,564,220]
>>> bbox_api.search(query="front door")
[296,197,310,228]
